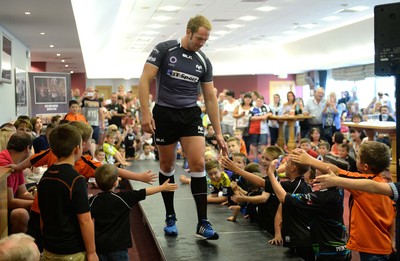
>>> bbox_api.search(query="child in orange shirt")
[64,100,88,123]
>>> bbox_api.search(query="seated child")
[338,143,357,171]
[89,164,177,259]
[309,127,322,151]
[317,141,330,158]
[233,129,247,156]
[299,138,319,158]
[139,143,156,160]
[331,131,344,156]
[180,150,217,185]
[94,148,106,164]
[103,131,131,166]
[206,160,232,204]
[205,124,218,150]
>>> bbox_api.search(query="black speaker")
[374,3,400,76]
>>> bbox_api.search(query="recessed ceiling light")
[159,6,181,12]
[49,44,54,48]
[322,16,340,21]
[153,16,171,22]
[137,36,153,41]
[146,24,164,29]
[65,64,69,67]
[239,16,257,21]
[268,36,282,40]
[141,31,159,35]
[40,32,45,35]
[300,23,319,29]
[256,6,276,12]
[70,71,74,74]
[61,59,65,62]
[283,30,297,35]
[226,24,243,29]
[214,31,230,35]
[25,11,31,15]
[56,53,61,56]
[348,6,369,12]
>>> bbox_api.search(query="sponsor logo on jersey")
[169,56,177,63]
[152,48,160,54]
[156,138,165,143]
[167,70,199,83]
[198,125,204,134]
[147,56,156,62]
[196,64,203,73]
[182,53,192,59]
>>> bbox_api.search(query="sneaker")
[195,219,219,240]
[164,214,178,236]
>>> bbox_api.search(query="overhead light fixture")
[153,16,171,22]
[283,30,297,35]
[61,59,65,62]
[65,64,69,67]
[239,16,257,21]
[226,24,243,29]
[70,71,74,74]
[214,31,230,35]
[256,6,276,12]
[24,11,31,15]
[322,16,340,21]
[141,31,159,35]
[56,53,61,56]
[50,44,54,48]
[146,24,164,29]
[40,32,45,35]
[299,23,319,29]
[159,6,181,12]
[348,6,369,12]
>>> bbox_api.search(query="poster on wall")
[15,68,28,116]
[29,72,71,123]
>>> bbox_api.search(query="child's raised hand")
[220,156,237,171]
[161,179,179,192]
[312,168,338,190]
[141,170,158,184]
[290,148,312,165]
[268,160,277,176]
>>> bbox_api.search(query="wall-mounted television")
[0,33,12,83]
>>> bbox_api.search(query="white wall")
[86,78,140,92]
[0,25,30,124]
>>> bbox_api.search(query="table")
[0,167,11,238]
[269,114,314,152]
[342,121,396,181]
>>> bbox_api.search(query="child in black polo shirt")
[89,164,177,260]
[267,152,350,260]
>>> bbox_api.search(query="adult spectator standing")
[303,87,326,138]
[233,92,252,153]
[268,94,282,145]
[220,90,238,136]
[0,233,41,261]
[81,87,103,144]
[322,92,342,144]
[248,96,272,162]
[106,92,126,130]
[138,15,226,240]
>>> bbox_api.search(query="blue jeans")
[98,250,129,261]
[359,252,389,261]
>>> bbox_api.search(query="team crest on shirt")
[169,56,177,63]
[198,126,204,134]
[196,64,203,73]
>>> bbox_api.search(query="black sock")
[190,176,208,223]
[159,172,175,216]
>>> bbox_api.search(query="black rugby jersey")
[146,39,213,108]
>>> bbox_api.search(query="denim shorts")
[249,133,268,146]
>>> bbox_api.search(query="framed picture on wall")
[0,32,12,83]
[28,72,71,116]
[15,68,28,116]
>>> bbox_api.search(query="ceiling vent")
[212,18,234,22]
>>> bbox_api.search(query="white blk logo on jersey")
[196,64,203,73]
[182,53,192,59]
